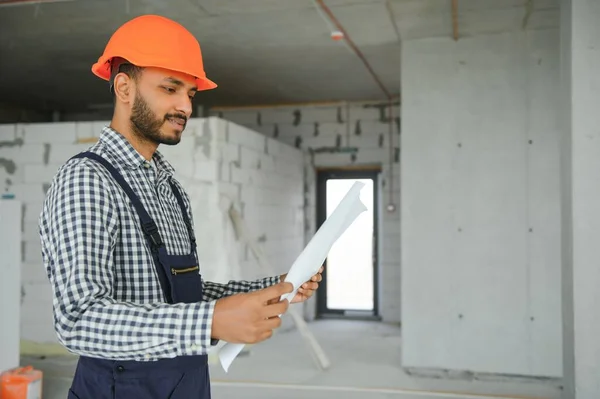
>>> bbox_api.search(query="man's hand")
[211,281,293,344]
[280,266,324,304]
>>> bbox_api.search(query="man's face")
[129,67,197,146]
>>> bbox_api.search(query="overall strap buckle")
[142,221,163,249]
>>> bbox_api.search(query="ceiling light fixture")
[312,0,349,45]
[312,0,399,213]
[330,30,344,41]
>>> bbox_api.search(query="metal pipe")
[313,0,397,210]
[452,0,459,41]
[314,0,393,100]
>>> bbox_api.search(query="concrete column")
[561,0,600,397]
[0,199,22,373]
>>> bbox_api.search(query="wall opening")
[316,168,380,319]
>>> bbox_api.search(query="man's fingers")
[301,282,319,290]
[310,270,323,282]
[263,298,289,318]
[266,297,279,305]
[258,281,293,301]
[257,317,281,342]
[258,316,283,330]
[249,319,281,343]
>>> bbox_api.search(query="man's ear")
[113,73,134,104]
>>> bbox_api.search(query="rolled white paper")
[218,181,367,372]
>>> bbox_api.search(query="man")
[39,14,322,399]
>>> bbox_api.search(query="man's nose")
[176,94,193,118]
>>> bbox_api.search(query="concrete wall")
[0,117,304,345]
[401,29,561,378]
[0,199,22,372]
[210,102,401,323]
[561,0,600,396]
[559,0,574,394]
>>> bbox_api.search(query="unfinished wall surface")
[559,0,574,394]
[0,117,304,345]
[401,29,561,378]
[561,0,600,396]
[0,199,22,372]
[210,103,401,323]
[159,117,305,285]
[0,122,93,344]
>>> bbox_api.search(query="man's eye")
[163,86,176,93]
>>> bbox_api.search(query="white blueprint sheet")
[217,181,367,372]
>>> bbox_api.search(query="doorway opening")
[316,168,380,319]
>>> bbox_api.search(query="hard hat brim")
[91,57,217,91]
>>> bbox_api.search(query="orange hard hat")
[91,15,217,91]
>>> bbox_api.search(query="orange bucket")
[0,366,43,399]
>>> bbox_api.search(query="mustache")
[165,113,187,124]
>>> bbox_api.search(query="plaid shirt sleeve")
[40,162,215,361]
[202,276,281,301]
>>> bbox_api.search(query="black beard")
[130,90,186,146]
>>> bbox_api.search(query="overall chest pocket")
[170,265,203,303]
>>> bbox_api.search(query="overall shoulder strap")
[168,180,197,251]
[71,151,164,249]
[70,151,173,302]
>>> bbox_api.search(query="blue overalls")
[66,152,211,399]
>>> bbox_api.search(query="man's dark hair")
[110,59,144,99]
[118,63,143,82]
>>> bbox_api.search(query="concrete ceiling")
[390,0,559,40]
[0,0,558,115]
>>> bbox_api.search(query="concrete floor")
[23,319,562,399]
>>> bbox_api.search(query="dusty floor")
[23,319,562,399]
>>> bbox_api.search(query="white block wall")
[221,120,305,280]
[210,103,401,323]
[159,117,305,286]
[0,117,304,344]
[401,29,561,377]
[0,200,22,372]
[0,122,96,344]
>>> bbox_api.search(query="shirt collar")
[99,126,175,176]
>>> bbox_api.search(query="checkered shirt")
[39,126,279,361]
